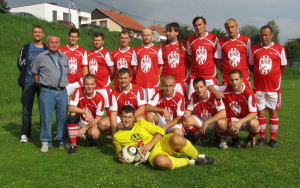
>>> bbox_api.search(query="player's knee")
[135,115,145,122]
[217,119,227,131]
[89,127,100,139]
[67,114,80,124]
[172,128,184,136]
[153,156,172,170]
[169,134,186,148]
[249,120,259,132]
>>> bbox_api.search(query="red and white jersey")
[148,90,185,120]
[219,84,257,119]
[87,48,114,89]
[59,45,88,83]
[187,32,218,80]
[69,87,105,121]
[112,47,137,88]
[187,90,225,120]
[161,41,188,83]
[214,34,251,84]
[110,83,146,115]
[249,42,287,92]
[133,44,163,88]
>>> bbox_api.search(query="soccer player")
[59,28,88,97]
[182,77,228,149]
[214,18,251,87]
[111,30,137,88]
[187,17,219,98]
[249,25,287,147]
[220,69,259,149]
[17,25,47,143]
[133,28,164,102]
[87,32,115,108]
[100,68,146,135]
[113,105,215,170]
[146,75,185,136]
[161,22,188,98]
[67,74,108,154]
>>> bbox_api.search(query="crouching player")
[221,69,260,149]
[146,75,185,136]
[182,77,227,149]
[67,74,110,154]
[113,105,215,170]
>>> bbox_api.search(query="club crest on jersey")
[200,110,211,120]
[259,55,272,75]
[229,101,241,116]
[130,133,148,142]
[228,48,240,66]
[196,46,207,65]
[141,55,152,73]
[89,59,98,75]
[69,57,78,74]
[168,51,180,68]
[117,58,128,69]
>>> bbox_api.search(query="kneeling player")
[146,75,185,136]
[67,74,110,154]
[221,69,260,149]
[113,105,215,170]
[183,77,227,149]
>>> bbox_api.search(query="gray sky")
[7,0,300,44]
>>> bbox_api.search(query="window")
[53,11,57,22]
[63,12,71,21]
[91,21,97,25]
[100,20,107,27]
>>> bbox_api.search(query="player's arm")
[113,137,125,163]
[108,66,115,81]
[158,65,163,77]
[162,116,182,131]
[141,133,163,155]
[110,111,118,135]
[33,75,39,85]
[69,106,94,123]
[215,59,222,72]
[135,105,145,117]
[82,66,88,77]
[200,110,226,134]
[146,104,171,122]
[208,85,224,99]
[232,112,257,132]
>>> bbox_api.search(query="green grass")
[0,14,300,187]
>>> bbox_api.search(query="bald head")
[142,28,153,46]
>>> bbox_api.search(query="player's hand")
[77,127,87,138]
[117,152,125,164]
[230,121,241,133]
[163,109,171,123]
[140,144,152,156]
[117,122,123,131]
[213,90,224,99]
[85,111,94,123]
[199,122,208,135]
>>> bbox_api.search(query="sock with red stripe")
[258,116,266,138]
[270,117,279,140]
[67,124,79,146]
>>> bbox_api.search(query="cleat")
[195,136,209,146]
[270,139,278,148]
[86,135,96,147]
[219,139,228,150]
[232,137,242,148]
[245,136,254,149]
[68,145,78,155]
[256,137,267,146]
[20,135,28,143]
[194,154,216,165]
[40,142,49,153]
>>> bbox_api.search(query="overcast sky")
[7,0,300,44]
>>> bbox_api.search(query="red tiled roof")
[97,8,145,31]
[150,24,165,36]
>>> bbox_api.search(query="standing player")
[88,32,115,108]
[17,25,47,143]
[113,105,215,170]
[249,25,287,147]
[161,22,188,98]
[182,77,227,149]
[67,74,109,154]
[187,17,219,98]
[220,69,259,149]
[214,18,251,87]
[112,30,137,88]
[133,28,164,102]
[100,68,146,135]
[146,75,185,136]
[59,28,88,97]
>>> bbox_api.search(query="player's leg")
[183,115,208,145]
[168,124,185,136]
[96,88,111,109]
[66,114,80,154]
[245,119,260,149]
[256,91,267,145]
[267,92,281,147]
[146,112,159,124]
[227,118,242,148]
[152,154,173,170]
[215,118,228,149]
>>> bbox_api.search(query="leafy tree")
[210,28,226,39]
[266,20,280,43]
[285,39,300,64]
[239,25,260,45]
[179,25,194,40]
[0,0,10,13]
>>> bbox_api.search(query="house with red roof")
[150,24,167,42]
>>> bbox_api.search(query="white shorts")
[79,119,89,129]
[192,115,215,131]
[66,79,83,97]
[174,82,188,99]
[143,88,157,103]
[96,88,112,108]
[188,78,215,98]
[255,91,281,111]
[157,114,184,134]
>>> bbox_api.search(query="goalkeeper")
[113,105,215,170]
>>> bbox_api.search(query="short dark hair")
[68,28,79,37]
[119,30,130,37]
[84,74,96,83]
[192,16,207,25]
[193,77,206,87]
[32,25,43,32]
[229,69,243,78]
[118,67,132,77]
[93,32,104,40]
[260,25,273,33]
[121,105,135,116]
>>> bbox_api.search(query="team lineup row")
[17,16,287,170]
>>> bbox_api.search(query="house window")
[53,11,57,22]
[91,21,97,25]
[100,20,107,27]
[63,12,71,21]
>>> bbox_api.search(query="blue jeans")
[39,87,68,146]
[21,82,40,138]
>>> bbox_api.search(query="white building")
[10,3,90,28]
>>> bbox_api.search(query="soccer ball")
[122,145,138,164]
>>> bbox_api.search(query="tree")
[179,25,194,40]
[266,20,280,43]
[210,28,226,39]
[239,25,260,45]
[285,39,300,64]
[0,0,10,13]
